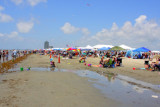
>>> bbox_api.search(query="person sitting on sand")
[68,53,72,59]
[103,58,110,68]
[148,60,160,71]
[79,56,86,63]
[116,56,121,66]
[99,56,104,65]
[112,56,117,67]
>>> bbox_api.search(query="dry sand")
[0,54,121,107]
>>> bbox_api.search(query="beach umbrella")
[67,47,77,51]
[109,46,125,51]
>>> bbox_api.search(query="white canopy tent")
[85,45,93,49]
[78,45,93,50]
[93,45,114,49]
[119,44,133,50]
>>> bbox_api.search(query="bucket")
[20,67,23,71]
[28,67,31,70]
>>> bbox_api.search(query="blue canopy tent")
[133,47,151,52]
[98,47,111,51]
[126,47,150,58]
[53,48,62,51]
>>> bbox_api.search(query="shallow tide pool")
[4,67,160,107]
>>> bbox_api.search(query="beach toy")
[84,63,86,66]
[27,67,31,71]
[88,64,92,67]
[20,67,23,71]
[99,65,102,67]
[133,67,135,70]
[140,68,145,70]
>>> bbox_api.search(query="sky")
[0,0,160,50]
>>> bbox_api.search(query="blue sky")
[0,0,160,50]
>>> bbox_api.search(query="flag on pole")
[66,44,69,47]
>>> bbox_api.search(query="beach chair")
[103,58,113,68]
[117,58,122,66]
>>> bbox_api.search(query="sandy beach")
[0,54,160,107]
[0,54,121,107]
[16,54,160,85]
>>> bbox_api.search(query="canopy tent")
[109,46,125,51]
[133,47,151,52]
[93,45,114,49]
[52,48,62,51]
[98,47,111,51]
[78,45,93,51]
[85,45,93,49]
[119,44,133,50]
[126,47,151,58]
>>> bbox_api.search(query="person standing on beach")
[0,50,2,62]
[0,50,2,60]
[13,50,17,60]
[2,50,5,62]
[6,50,9,61]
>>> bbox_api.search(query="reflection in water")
[132,86,148,94]
[50,67,55,72]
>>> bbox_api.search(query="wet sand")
[18,54,160,84]
[0,54,120,107]
[48,55,160,85]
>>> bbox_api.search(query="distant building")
[44,41,49,49]
[49,46,53,48]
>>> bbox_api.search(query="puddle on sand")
[4,67,160,107]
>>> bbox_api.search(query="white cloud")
[17,21,34,33]
[0,33,4,37]
[61,22,80,34]
[81,15,160,50]
[111,22,118,31]
[135,15,147,24]
[81,28,90,35]
[11,0,23,5]
[27,0,47,6]
[0,13,13,22]
[0,31,23,40]
[0,6,4,11]
[8,31,18,38]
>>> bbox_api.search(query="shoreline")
[0,54,121,107]
[2,54,160,85]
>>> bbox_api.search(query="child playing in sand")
[79,56,86,63]
[50,58,56,67]
[50,61,56,67]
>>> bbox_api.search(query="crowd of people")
[0,50,31,63]
[40,49,124,69]
[145,57,160,71]
[1,49,159,71]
